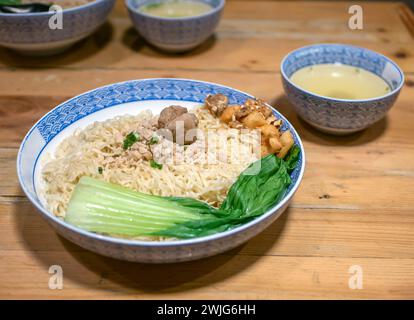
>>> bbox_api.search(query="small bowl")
[281,44,404,135]
[0,0,115,56]
[125,0,225,52]
[17,78,305,263]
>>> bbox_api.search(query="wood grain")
[1,250,414,299]
[0,1,414,299]
[399,3,414,38]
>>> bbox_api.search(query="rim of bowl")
[125,0,225,21]
[17,78,306,248]
[280,43,405,103]
[0,0,110,17]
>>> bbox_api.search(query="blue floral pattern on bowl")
[17,78,305,263]
[281,44,404,134]
[0,0,115,54]
[125,0,225,52]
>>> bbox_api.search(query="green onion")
[123,132,140,150]
[150,159,163,170]
[148,135,159,145]
[65,149,300,239]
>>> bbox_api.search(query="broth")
[290,63,391,100]
[139,0,213,18]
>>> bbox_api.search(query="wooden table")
[1,1,414,299]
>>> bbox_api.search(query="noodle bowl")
[17,78,305,262]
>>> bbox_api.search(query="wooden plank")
[0,96,69,148]
[0,2,412,72]
[0,149,21,196]
[399,3,414,38]
[0,249,413,299]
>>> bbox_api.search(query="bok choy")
[65,147,300,239]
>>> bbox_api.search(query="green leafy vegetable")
[148,135,159,145]
[0,0,22,5]
[283,145,301,173]
[65,176,220,238]
[220,154,291,217]
[65,149,300,239]
[150,159,163,170]
[98,167,103,174]
[123,132,140,150]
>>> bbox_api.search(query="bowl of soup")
[125,0,225,52]
[281,44,404,134]
[0,0,115,55]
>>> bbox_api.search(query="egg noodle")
[41,107,261,242]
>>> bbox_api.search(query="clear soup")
[139,0,213,18]
[290,63,391,100]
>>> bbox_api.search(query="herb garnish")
[98,167,103,174]
[148,135,159,145]
[123,132,140,150]
[150,159,163,170]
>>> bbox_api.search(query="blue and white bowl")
[125,0,225,52]
[281,44,404,135]
[0,0,115,55]
[17,78,305,263]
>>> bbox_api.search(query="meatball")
[165,113,199,145]
[158,105,188,128]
